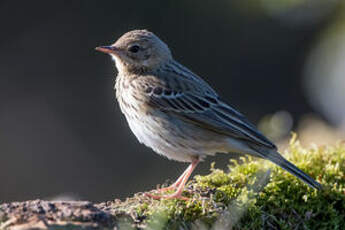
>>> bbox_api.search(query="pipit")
[96,30,321,199]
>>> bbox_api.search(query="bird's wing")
[139,70,276,150]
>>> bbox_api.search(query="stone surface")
[0,200,117,230]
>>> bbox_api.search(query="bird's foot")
[144,191,189,200]
[145,184,189,200]
[150,184,176,193]
[144,159,199,201]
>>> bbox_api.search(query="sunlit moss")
[105,134,345,229]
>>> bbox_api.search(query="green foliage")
[108,135,345,229]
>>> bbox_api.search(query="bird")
[95,29,321,199]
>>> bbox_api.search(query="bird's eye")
[128,45,140,53]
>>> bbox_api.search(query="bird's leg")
[153,163,192,192]
[146,158,199,200]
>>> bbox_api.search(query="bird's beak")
[95,46,120,55]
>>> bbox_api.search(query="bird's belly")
[124,110,228,162]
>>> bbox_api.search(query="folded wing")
[142,75,276,150]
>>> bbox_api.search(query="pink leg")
[153,163,192,192]
[146,158,200,200]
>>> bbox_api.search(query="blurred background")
[0,0,344,202]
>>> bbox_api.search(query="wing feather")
[140,65,276,149]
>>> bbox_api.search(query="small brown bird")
[96,30,321,199]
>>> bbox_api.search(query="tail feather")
[251,147,322,190]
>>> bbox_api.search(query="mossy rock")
[1,135,344,229]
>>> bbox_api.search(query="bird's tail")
[250,146,322,190]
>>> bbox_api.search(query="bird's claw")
[144,192,189,200]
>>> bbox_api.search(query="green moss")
[107,134,345,229]
[2,135,342,229]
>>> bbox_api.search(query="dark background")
[0,0,343,202]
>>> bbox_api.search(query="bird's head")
[96,30,172,73]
